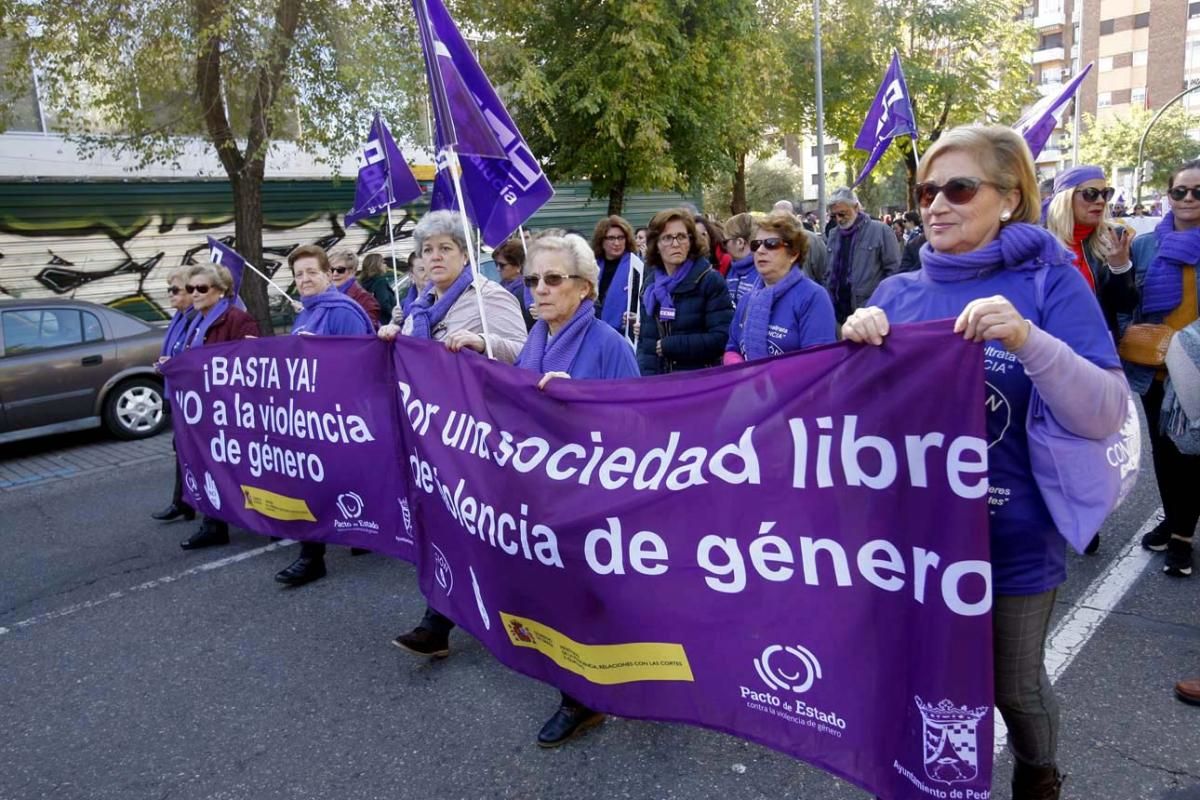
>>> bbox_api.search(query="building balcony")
[1032,46,1066,64]
[1033,11,1065,29]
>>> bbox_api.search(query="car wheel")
[103,378,167,440]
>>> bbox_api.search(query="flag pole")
[911,135,921,171]
[386,205,401,293]
[444,147,494,360]
[245,261,302,312]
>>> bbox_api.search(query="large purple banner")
[166,323,994,799]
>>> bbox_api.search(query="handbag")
[1026,389,1142,553]
[1118,323,1175,366]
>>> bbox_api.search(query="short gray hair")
[413,210,469,255]
[772,199,795,215]
[526,233,600,301]
[328,248,358,270]
[829,187,860,207]
[185,263,234,298]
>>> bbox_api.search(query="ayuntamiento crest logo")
[915,696,989,785]
[754,644,822,694]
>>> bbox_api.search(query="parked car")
[0,299,171,444]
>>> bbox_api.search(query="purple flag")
[164,323,994,800]
[412,0,554,246]
[853,51,918,188]
[344,113,423,227]
[207,236,246,300]
[1014,63,1093,159]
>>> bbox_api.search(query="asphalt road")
[0,429,1197,800]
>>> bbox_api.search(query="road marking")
[994,509,1161,754]
[0,539,296,639]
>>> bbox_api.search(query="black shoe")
[180,525,229,550]
[1012,760,1064,800]
[1084,533,1100,555]
[350,547,369,556]
[537,705,606,748]
[152,503,195,522]
[1164,538,1194,578]
[391,626,450,658]
[1142,519,1172,552]
[274,556,326,586]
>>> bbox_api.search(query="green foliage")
[1074,107,1200,190]
[704,154,803,216]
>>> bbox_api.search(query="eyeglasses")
[1168,185,1200,202]
[1076,186,1115,203]
[603,234,626,243]
[749,237,787,252]
[914,177,998,208]
[331,267,352,275]
[167,286,183,296]
[185,284,213,294]
[523,272,580,288]
[659,233,690,245]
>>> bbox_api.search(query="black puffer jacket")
[636,258,734,375]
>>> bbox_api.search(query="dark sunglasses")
[749,237,787,252]
[167,286,183,296]
[914,177,998,208]
[331,267,352,275]
[1169,185,1200,202]
[185,284,213,294]
[523,272,579,289]
[1076,186,1115,203]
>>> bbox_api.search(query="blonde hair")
[185,263,234,298]
[526,233,600,301]
[1044,183,1114,255]
[918,126,1041,225]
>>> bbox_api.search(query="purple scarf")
[161,307,195,357]
[643,259,694,319]
[183,299,232,349]
[920,223,1072,282]
[401,284,419,318]
[516,300,596,374]
[409,266,474,340]
[291,288,373,335]
[1143,212,1200,315]
[830,212,866,303]
[725,253,759,302]
[742,266,803,361]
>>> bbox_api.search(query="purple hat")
[1052,165,1106,195]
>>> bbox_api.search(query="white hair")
[773,199,795,215]
[829,187,860,207]
[413,210,469,254]
[526,233,600,301]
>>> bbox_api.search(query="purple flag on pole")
[207,236,246,299]
[412,0,554,246]
[853,51,918,188]
[1013,63,1093,159]
[344,112,423,227]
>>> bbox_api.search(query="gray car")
[0,299,171,444]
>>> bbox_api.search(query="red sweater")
[204,307,261,343]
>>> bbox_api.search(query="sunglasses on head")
[914,177,998,208]
[185,284,213,294]
[331,267,351,275]
[1076,186,1115,203]
[1169,185,1200,202]
[523,272,579,289]
[749,237,787,252]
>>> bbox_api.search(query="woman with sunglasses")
[381,210,527,656]
[512,232,639,747]
[636,208,734,375]
[843,126,1129,800]
[176,262,261,551]
[722,213,760,306]
[150,267,200,524]
[327,249,381,329]
[724,211,836,363]
[1124,159,1200,579]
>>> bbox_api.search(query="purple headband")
[1052,165,1106,195]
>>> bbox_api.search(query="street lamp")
[1135,82,1200,206]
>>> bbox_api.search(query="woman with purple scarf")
[843,126,1128,800]
[510,232,638,747]
[380,210,528,657]
[722,212,760,306]
[1124,159,1200,579]
[724,211,836,363]
[589,215,642,339]
[635,208,733,375]
[151,266,199,524]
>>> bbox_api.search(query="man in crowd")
[824,187,900,323]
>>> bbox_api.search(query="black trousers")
[1143,379,1200,538]
[170,436,193,511]
[418,605,456,636]
[300,541,326,558]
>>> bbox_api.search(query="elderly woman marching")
[842,126,1129,800]
[176,262,261,551]
[511,232,640,747]
[151,266,199,524]
[379,210,528,652]
[272,245,376,587]
[724,211,837,363]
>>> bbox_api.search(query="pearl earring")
[1000,210,1012,222]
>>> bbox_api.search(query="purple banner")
[164,323,994,800]
[162,336,414,561]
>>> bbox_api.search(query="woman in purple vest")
[842,126,1127,800]
[151,266,198,524]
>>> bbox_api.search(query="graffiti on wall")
[0,210,421,320]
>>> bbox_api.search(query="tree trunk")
[607,179,626,216]
[231,176,272,335]
[730,150,747,215]
[905,141,918,211]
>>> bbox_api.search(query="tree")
[476,0,760,215]
[1075,107,1200,192]
[6,0,425,333]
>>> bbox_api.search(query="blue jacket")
[1121,233,1200,394]
[566,319,640,380]
[637,258,734,375]
[726,273,837,359]
[724,254,759,307]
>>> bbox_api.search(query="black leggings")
[1143,380,1200,538]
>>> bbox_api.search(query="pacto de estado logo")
[754,644,822,693]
